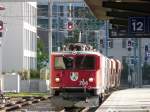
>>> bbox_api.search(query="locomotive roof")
[51,51,102,56]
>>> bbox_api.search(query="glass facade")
[38,0,104,52]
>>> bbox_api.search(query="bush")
[30,69,40,79]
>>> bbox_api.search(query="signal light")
[0,5,5,10]
[127,40,132,51]
[67,21,74,31]
[145,45,148,52]
[0,21,3,31]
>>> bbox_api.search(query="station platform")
[96,88,150,112]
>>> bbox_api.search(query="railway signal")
[0,5,5,10]
[0,21,3,31]
[145,45,148,52]
[127,40,132,51]
[67,21,74,31]
[145,45,149,61]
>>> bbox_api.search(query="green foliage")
[6,92,48,97]
[37,39,48,70]
[30,69,40,79]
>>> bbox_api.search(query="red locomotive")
[50,43,122,107]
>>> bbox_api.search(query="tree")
[37,38,49,70]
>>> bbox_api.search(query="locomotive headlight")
[88,77,94,82]
[55,77,60,82]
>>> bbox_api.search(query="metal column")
[138,38,142,87]
[105,20,109,56]
[48,0,53,72]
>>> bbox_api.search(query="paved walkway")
[96,88,150,112]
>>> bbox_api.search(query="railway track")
[0,96,50,111]
[60,107,85,112]
[59,106,99,112]
[0,88,117,111]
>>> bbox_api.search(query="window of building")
[52,5,57,17]
[59,6,64,17]
[59,19,64,29]
[37,5,48,17]
[67,6,74,17]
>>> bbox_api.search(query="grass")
[5,92,49,97]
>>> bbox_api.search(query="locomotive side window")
[75,56,95,70]
[54,56,74,69]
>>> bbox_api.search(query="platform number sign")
[148,17,150,32]
[129,17,145,33]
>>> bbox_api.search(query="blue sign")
[129,17,145,33]
[128,17,150,38]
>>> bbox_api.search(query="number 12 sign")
[129,17,145,33]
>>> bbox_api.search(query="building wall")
[0,39,2,74]
[107,38,129,61]
[1,2,23,72]
[23,2,37,70]
[101,38,150,66]
[0,1,37,73]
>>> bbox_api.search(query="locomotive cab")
[51,52,100,96]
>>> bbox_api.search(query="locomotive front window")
[54,56,74,69]
[75,56,95,70]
